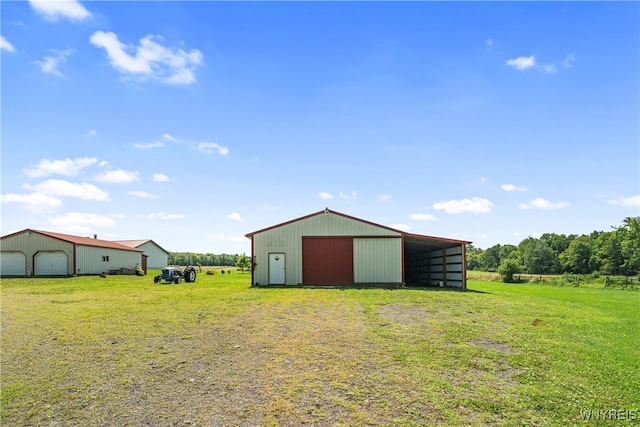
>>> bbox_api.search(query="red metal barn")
[245,209,471,288]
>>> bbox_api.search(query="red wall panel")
[302,237,353,285]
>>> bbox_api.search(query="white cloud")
[485,38,493,50]
[23,179,110,201]
[207,233,225,240]
[519,197,570,210]
[86,129,97,137]
[33,49,75,77]
[433,197,493,214]
[462,175,488,186]
[318,192,334,200]
[409,213,439,221]
[501,184,527,192]
[228,212,243,222]
[89,31,203,85]
[0,192,62,211]
[151,133,229,156]
[24,157,97,177]
[507,53,575,74]
[1,35,16,52]
[339,191,357,200]
[134,141,163,149]
[506,55,536,70]
[379,194,391,202]
[609,195,640,207]
[152,173,170,182]
[29,0,91,22]
[198,142,229,156]
[561,54,576,69]
[391,223,411,231]
[47,212,116,233]
[147,212,185,220]
[128,191,159,199]
[94,169,140,184]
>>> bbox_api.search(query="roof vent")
[94,234,97,239]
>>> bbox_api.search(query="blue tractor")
[153,266,197,284]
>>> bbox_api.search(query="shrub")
[498,259,522,283]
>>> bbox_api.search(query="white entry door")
[268,253,285,285]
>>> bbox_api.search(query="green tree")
[618,217,640,276]
[483,244,502,271]
[466,245,484,270]
[235,253,251,273]
[540,233,576,256]
[559,236,592,274]
[498,258,522,283]
[499,244,519,263]
[590,231,623,275]
[519,238,557,274]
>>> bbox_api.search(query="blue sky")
[1,1,638,254]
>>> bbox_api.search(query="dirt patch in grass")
[468,338,516,355]
[376,303,436,325]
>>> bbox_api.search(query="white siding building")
[245,209,471,289]
[113,240,169,269]
[1,230,143,276]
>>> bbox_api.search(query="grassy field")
[1,271,638,426]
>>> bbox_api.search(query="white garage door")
[35,251,68,275]
[1,252,26,276]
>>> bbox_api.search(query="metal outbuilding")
[0,229,144,277]
[113,239,169,270]
[245,209,471,289]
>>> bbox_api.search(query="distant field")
[468,270,639,288]
[1,272,638,426]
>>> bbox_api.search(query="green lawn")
[1,272,638,426]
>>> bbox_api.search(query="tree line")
[168,252,243,267]
[467,216,640,280]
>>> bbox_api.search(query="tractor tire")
[175,277,182,284]
[184,267,196,283]
[154,275,161,283]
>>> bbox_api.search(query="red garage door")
[302,237,353,285]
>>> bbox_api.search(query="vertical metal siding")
[302,237,353,284]
[252,212,401,286]
[353,238,402,283]
[138,242,168,269]
[76,246,142,275]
